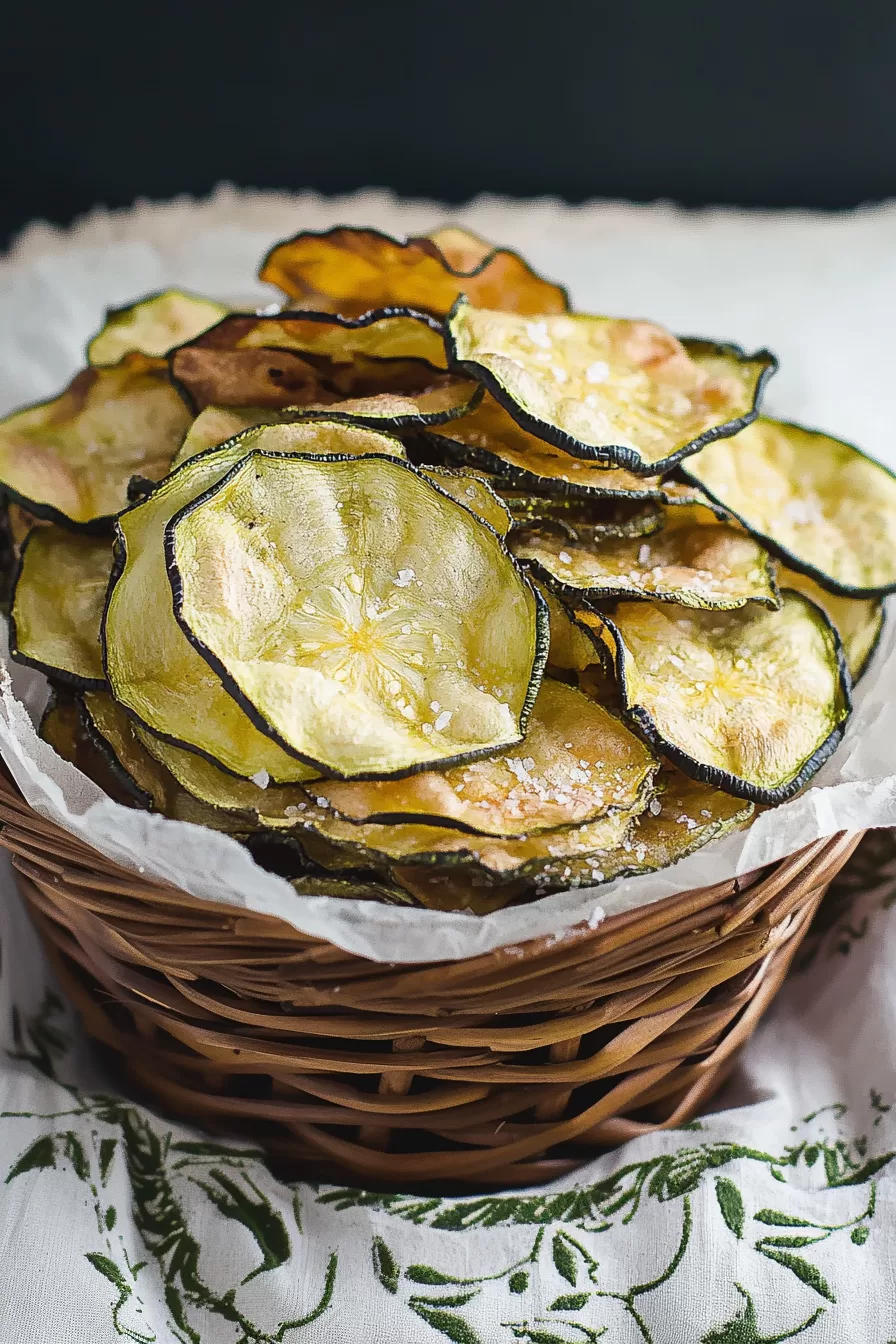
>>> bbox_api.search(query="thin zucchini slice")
[778,565,884,682]
[88,290,228,366]
[502,492,664,538]
[539,585,605,673]
[170,344,328,412]
[311,679,657,837]
[421,226,495,271]
[427,394,672,497]
[171,402,410,470]
[290,873,416,904]
[389,865,531,914]
[296,798,640,876]
[104,422,399,784]
[133,724,317,818]
[604,592,851,803]
[39,691,144,806]
[0,355,192,529]
[539,768,754,890]
[512,505,779,609]
[82,691,248,829]
[10,528,113,687]
[168,452,548,779]
[682,417,896,596]
[259,226,569,318]
[417,466,512,535]
[446,302,776,475]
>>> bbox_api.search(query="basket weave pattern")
[0,771,861,1189]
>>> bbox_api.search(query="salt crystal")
[395,568,416,588]
[559,550,573,564]
[434,710,453,732]
[585,360,609,384]
[250,770,270,790]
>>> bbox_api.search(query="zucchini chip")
[39,691,144,807]
[446,302,776,476]
[296,798,640,877]
[290,873,416,904]
[417,467,512,536]
[133,725,317,819]
[682,418,896,596]
[311,679,658,837]
[512,505,779,609]
[10,528,113,687]
[168,452,548,779]
[104,422,399,784]
[0,355,192,528]
[604,592,851,803]
[171,401,412,470]
[82,691,247,830]
[259,226,569,318]
[501,492,663,538]
[87,290,228,366]
[427,394,672,498]
[389,866,531,914]
[778,565,884,682]
[539,768,754,890]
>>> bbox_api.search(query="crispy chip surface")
[298,799,639,876]
[169,453,547,778]
[104,423,397,783]
[417,467,512,535]
[0,355,192,527]
[88,290,228,365]
[447,304,775,475]
[311,679,657,836]
[512,505,778,609]
[778,566,884,681]
[683,417,896,595]
[259,226,569,318]
[605,593,850,801]
[540,768,754,888]
[11,528,113,686]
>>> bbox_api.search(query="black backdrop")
[2,0,896,248]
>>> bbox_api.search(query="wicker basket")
[0,769,862,1190]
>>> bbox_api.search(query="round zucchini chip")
[133,724,317,819]
[603,592,851,803]
[681,417,896,596]
[168,452,548,779]
[778,565,884,682]
[446,302,776,476]
[104,422,400,784]
[259,226,569,318]
[87,290,228,366]
[512,505,779,610]
[10,528,114,688]
[310,679,658,837]
[427,394,672,498]
[417,466,512,536]
[295,798,641,877]
[538,768,754,891]
[0,354,193,529]
[82,691,248,830]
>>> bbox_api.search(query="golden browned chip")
[778,567,884,681]
[311,679,657,836]
[10,528,113,686]
[259,226,569,318]
[427,393,673,497]
[537,584,608,673]
[39,691,146,807]
[104,422,401,784]
[133,724,317,818]
[296,799,640,876]
[82,691,249,829]
[390,865,532,914]
[421,226,495,271]
[88,290,228,365]
[682,417,896,596]
[0,354,193,527]
[539,768,754,889]
[604,593,851,802]
[446,303,776,475]
[501,491,664,538]
[512,504,779,609]
[170,345,329,412]
[169,452,548,779]
[417,467,512,535]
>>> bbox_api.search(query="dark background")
[3,0,896,248]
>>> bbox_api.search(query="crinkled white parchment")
[1,186,894,963]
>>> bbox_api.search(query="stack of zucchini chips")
[4,226,895,913]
